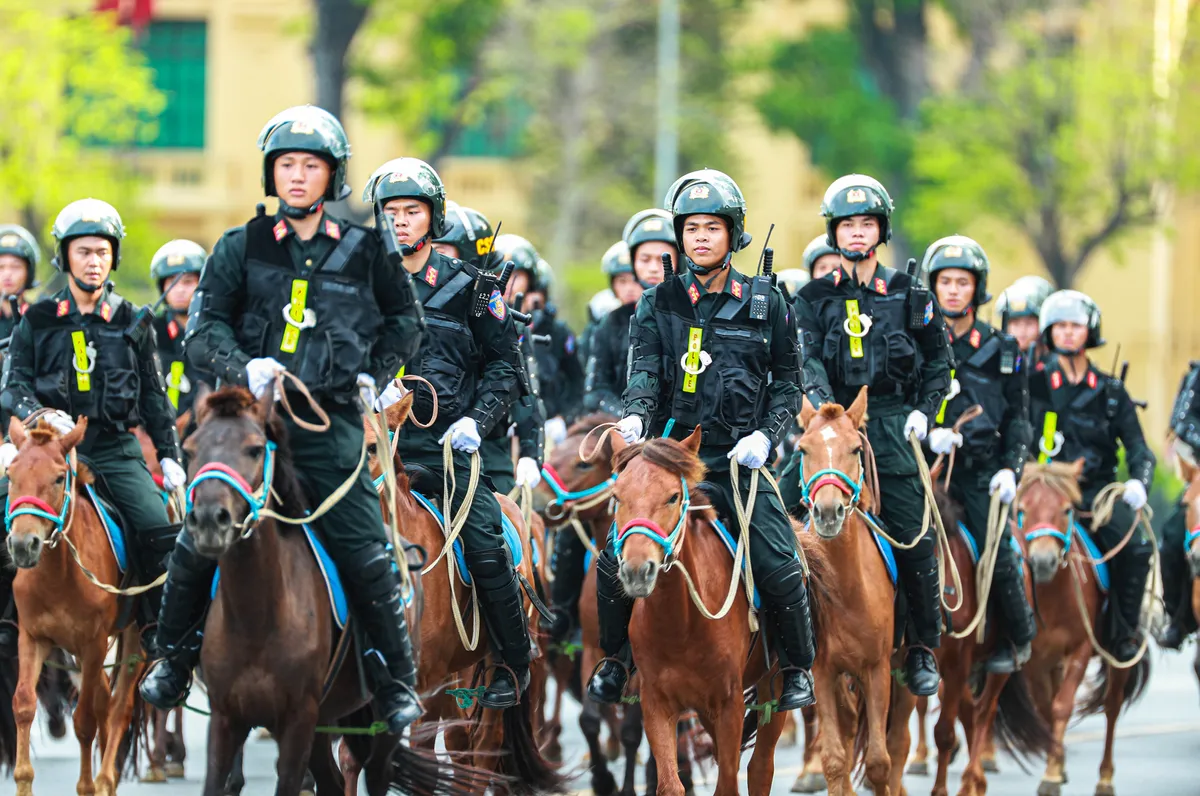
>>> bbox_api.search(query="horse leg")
[274,706,319,796]
[603,699,624,761]
[96,627,145,796]
[932,661,966,796]
[73,640,110,796]
[305,735,345,796]
[143,707,168,783]
[676,716,696,796]
[580,696,617,796]
[886,674,917,796]
[907,696,930,776]
[13,633,51,796]
[619,701,642,796]
[860,663,893,796]
[641,691,683,796]
[746,707,788,796]
[203,713,248,796]
[790,705,826,793]
[980,728,999,773]
[1039,645,1091,796]
[814,671,852,796]
[959,673,1008,796]
[167,706,188,777]
[1096,666,1131,796]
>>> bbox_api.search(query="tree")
[312,0,371,118]
[0,1,165,288]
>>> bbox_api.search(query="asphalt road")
[9,647,1200,795]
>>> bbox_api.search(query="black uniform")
[531,306,584,423]
[934,319,1035,653]
[793,263,953,658]
[153,312,212,416]
[1029,354,1156,649]
[583,301,635,416]
[1161,362,1200,645]
[480,331,545,495]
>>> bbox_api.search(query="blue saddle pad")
[956,521,1025,566]
[708,518,762,610]
[411,491,524,585]
[1072,521,1110,593]
[211,524,349,629]
[863,512,898,587]
[85,484,127,573]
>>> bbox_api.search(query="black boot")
[341,541,423,734]
[1158,531,1195,650]
[465,546,534,710]
[139,532,215,710]
[986,542,1035,674]
[759,561,817,710]
[1111,550,1151,662]
[586,548,635,705]
[902,561,942,697]
[0,574,17,658]
[546,526,588,644]
[132,524,182,654]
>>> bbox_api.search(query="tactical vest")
[411,255,481,426]
[153,314,201,413]
[239,215,383,398]
[940,326,1020,462]
[650,278,771,447]
[24,296,142,429]
[1032,368,1120,487]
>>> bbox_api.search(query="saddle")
[75,457,139,630]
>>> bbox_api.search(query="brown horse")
[1008,461,1150,796]
[608,426,829,796]
[184,387,490,796]
[4,417,144,796]
[362,391,563,795]
[1173,452,1200,694]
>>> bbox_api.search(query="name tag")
[281,279,308,353]
[72,330,91,392]
[682,327,703,393]
[845,300,864,359]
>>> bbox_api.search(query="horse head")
[797,387,869,539]
[541,413,619,521]
[183,386,295,559]
[1015,459,1085,584]
[365,387,416,476]
[5,416,88,568]
[1180,459,1200,580]
[608,426,706,599]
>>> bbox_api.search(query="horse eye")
[367,443,378,458]
[666,493,679,505]
[851,446,863,455]
[246,445,264,459]
[55,475,65,486]
[577,461,593,472]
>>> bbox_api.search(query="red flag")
[95,0,153,30]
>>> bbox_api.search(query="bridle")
[185,441,278,538]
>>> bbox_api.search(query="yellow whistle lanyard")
[280,278,309,354]
[1037,411,1059,464]
[71,330,92,393]
[935,368,956,425]
[682,327,703,393]
[167,360,185,408]
[844,299,865,358]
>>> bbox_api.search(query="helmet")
[0,224,41,290]
[921,235,991,305]
[1039,289,1104,350]
[434,201,494,267]
[257,106,352,206]
[623,208,676,255]
[776,268,811,299]
[801,234,838,274]
[492,234,542,288]
[663,169,752,254]
[534,258,555,296]
[820,174,894,259]
[588,289,622,323]
[150,239,207,289]
[996,275,1053,323]
[361,157,448,239]
[52,198,125,271]
[601,241,633,279]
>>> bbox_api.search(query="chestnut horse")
[1173,451,1200,692]
[362,391,564,795]
[608,427,832,796]
[4,417,143,796]
[1008,461,1150,796]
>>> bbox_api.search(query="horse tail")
[495,696,571,794]
[1079,653,1152,717]
[390,725,503,796]
[115,690,145,780]
[36,649,74,739]
[739,687,760,751]
[991,671,1053,767]
[0,653,16,772]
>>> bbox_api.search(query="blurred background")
[2,0,1199,459]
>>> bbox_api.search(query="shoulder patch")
[565,334,576,354]
[923,300,934,326]
[487,290,507,320]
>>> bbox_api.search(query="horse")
[607,425,832,796]
[1009,460,1150,796]
[1171,449,1200,696]
[362,390,564,795]
[183,386,492,796]
[3,417,144,796]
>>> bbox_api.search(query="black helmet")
[150,239,207,290]
[0,224,41,290]
[921,235,991,306]
[820,174,894,261]
[776,268,811,299]
[801,234,838,275]
[1039,289,1104,351]
[996,275,1053,324]
[435,201,494,267]
[623,208,676,255]
[663,169,752,257]
[492,234,542,288]
[257,106,352,216]
[601,241,633,280]
[362,157,448,240]
[51,198,125,271]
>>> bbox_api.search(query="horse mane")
[817,404,844,420]
[1017,462,1082,505]
[613,437,707,486]
[24,422,94,485]
[568,412,618,436]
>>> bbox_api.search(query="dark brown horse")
[1174,449,1200,694]
[184,387,490,796]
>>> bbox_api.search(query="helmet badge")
[845,188,867,203]
[688,185,710,200]
[944,245,963,258]
[0,235,18,247]
[167,254,186,266]
[290,120,315,134]
[644,219,664,231]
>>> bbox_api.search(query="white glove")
[545,417,568,446]
[0,442,18,475]
[246,357,285,399]
[516,457,542,489]
[928,427,963,456]
[439,417,482,453]
[988,469,1017,504]
[903,410,929,442]
[160,458,187,492]
[44,410,76,435]
[1121,479,1148,511]
[374,379,407,411]
[728,431,771,469]
[616,415,644,444]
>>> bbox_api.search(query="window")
[139,21,206,149]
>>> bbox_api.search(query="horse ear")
[193,380,212,408]
[175,409,192,440]
[1070,457,1086,479]
[682,425,702,454]
[58,416,88,454]
[386,388,415,429]
[608,431,628,465]
[253,388,275,426]
[799,396,816,429]
[9,416,26,448]
[846,386,869,429]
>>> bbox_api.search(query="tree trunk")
[311,0,370,118]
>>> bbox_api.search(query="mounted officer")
[792,174,953,696]
[995,275,1053,354]
[922,235,1036,672]
[150,240,211,415]
[0,199,185,655]
[1029,290,1155,661]
[367,157,535,709]
[1160,362,1200,649]
[139,106,427,734]
[0,224,40,342]
[587,168,817,711]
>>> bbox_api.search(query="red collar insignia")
[731,280,743,299]
[167,319,180,340]
[56,300,69,317]
[1086,371,1097,389]
[1035,360,1046,372]
[873,277,887,295]
[832,269,842,286]
[424,266,438,286]
[687,282,700,305]
[969,328,981,348]
[324,219,340,240]
[19,301,27,315]
[1050,371,1062,390]
[99,302,112,322]
[272,220,288,242]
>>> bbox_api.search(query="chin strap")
[685,252,731,276]
[837,239,884,264]
[400,235,430,257]
[279,198,325,220]
[942,307,973,319]
[72,276,103,294]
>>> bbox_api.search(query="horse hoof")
[1037,780,1062,796]
[140,766,168,784]
[791,772,828,793]
[592,769,618,796]
[166,762,185,778]
[1095,783,1116,796]
[982,758,1000,773]
[905,760,929,777]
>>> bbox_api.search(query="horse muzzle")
[618,559,660,599]
[1027,550,1061,584]
[809,500,848,539]
[1188,546,1200,580]
[186,502,237,560]
[7,531,43,568]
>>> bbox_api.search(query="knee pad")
[464,546,516,591]
[757,559,805,604]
